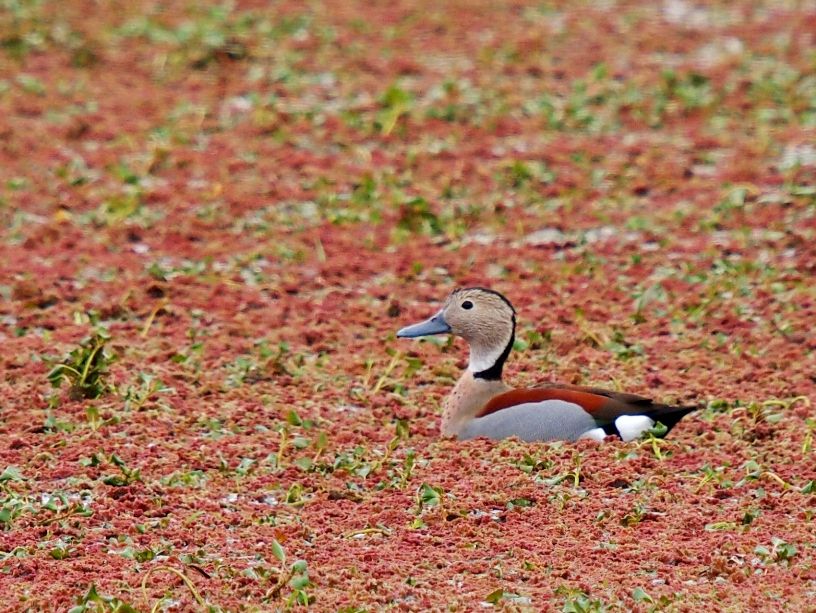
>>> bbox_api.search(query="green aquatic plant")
[47,332,115,400]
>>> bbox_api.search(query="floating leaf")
[271,539,286,564]
[0,466,24,482]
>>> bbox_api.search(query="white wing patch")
[615,415,655,442]
[578,427,607,442]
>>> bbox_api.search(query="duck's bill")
[396,312,451,338]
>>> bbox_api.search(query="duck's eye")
[461,300,473,310]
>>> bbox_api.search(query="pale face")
[397,288,516,374]
[440,288,514,348]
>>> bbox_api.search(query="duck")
[396,287,696,443]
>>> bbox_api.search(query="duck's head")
[397,287,516,380]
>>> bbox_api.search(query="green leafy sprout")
[47,332,115,400]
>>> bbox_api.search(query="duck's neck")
[441,371,508,437]
[468,325,515,381]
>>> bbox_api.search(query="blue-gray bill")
[396,312,451,338]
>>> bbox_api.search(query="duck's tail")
[645,404,699,437]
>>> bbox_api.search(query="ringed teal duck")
[397,287,695,443]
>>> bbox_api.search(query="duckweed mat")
[1,0,815,610]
